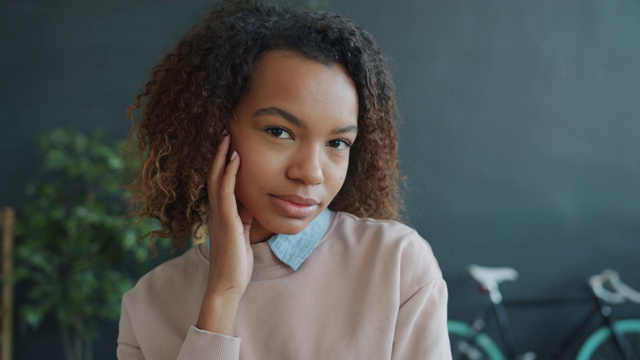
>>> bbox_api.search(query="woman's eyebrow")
[332,125,358,135]
[254,107,305,129]
[253,107,358,134]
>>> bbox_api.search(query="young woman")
[118,1,451,359]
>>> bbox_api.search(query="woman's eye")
[266,127,292,139]
[328,139,351,151]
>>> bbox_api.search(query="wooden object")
[0,208,13,360]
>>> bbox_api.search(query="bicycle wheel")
[576,318,640,360]
[448,320,505,360]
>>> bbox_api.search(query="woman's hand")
[196,134,254,335]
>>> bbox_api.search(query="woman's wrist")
[196,291,242,335]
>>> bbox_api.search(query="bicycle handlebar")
[589,269,640,305]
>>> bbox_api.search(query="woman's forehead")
[235,50,358,129]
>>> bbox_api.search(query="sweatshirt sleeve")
[175,326,241,360]
[117,301,145,360]
[391,277,452,359]
[117,296,241,360]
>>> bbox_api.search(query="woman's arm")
[391,277,452,359]
[117,301,145,360]
[196,134,254,335]
[117,135,253,360]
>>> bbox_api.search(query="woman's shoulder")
[330,211,429,250]
[119,245,208,349]
[327,211,443,278]
[332,211,418,236]
[122,244,209,306]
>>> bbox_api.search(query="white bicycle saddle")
[467,264,519,289]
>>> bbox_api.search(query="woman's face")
[229,50,358,243]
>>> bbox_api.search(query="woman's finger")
[207,135,231,205]
[218,150,242,223]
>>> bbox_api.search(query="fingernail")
[222,129,229,136]
[230,151,238,161]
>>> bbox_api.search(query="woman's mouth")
[269,194,319,218]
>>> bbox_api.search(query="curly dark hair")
[128,0,404,250]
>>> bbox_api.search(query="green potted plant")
[14,128,166,360]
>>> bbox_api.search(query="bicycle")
[448,265,640,359]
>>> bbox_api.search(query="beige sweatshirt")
[117,211,451,359]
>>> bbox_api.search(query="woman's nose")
[286,146,324,185]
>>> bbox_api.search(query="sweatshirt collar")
[206,208,331,271]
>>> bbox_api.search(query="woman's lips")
[269,194,319,218]
[273,194,319,206]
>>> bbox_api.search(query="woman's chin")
[253,217,311,239]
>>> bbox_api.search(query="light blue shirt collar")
[267,208,331,270]
[206,208,331,271]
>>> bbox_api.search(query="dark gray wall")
[2,1,639,358]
